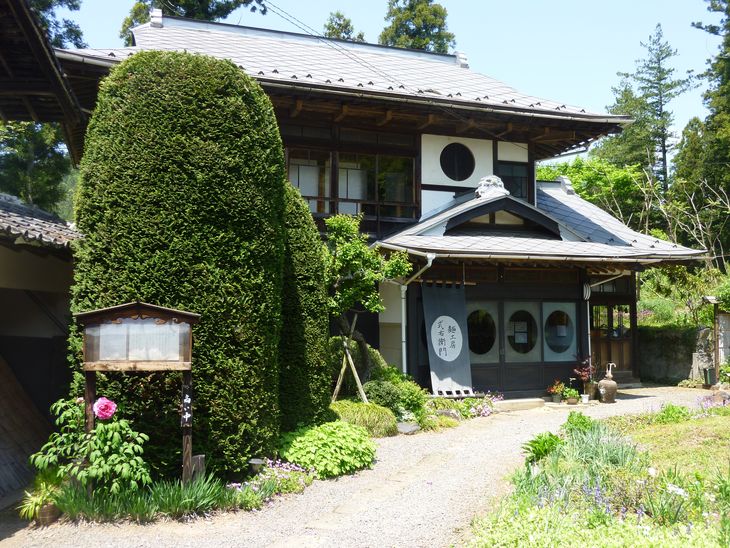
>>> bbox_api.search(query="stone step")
[494,398,545,412]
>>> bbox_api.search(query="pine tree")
[323,11,365,42]
[378,0,455,53]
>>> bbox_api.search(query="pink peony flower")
[93,397,117,420]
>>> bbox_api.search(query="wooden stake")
[181,370,193,483]
[84,371,96,433]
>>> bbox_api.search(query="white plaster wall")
[0,288,69,337]
[421,189,457,218]
[0,246,73,293]
[379,323,402,369]
[379,283,403,324]
[497,141,529,162]
[421,135,493,187]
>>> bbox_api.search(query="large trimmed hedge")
[278,185,331,430]
[71,51,287,476]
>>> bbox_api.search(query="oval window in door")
[467,309,496,355]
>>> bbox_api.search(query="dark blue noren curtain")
[421,283,472,395]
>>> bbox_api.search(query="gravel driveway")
[0,386,707,548]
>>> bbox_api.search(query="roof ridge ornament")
[557,175,575,195]
[475,175,509,199]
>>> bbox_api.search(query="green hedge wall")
[278,185,331,430]
[71,51,287,476]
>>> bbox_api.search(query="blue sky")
[60,0,722,152]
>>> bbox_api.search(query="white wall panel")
[421,135,492,187]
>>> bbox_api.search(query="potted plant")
[574,358,597,400]
[547,379,565,403]
[562,387,580,405]
[18,480,60,526]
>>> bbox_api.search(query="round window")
[507,310,537,354]
[544,310,574,354]
[440,142,475,181]
[467,310,496,355]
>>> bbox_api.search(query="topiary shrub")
[278,184,330,430]
[71,50,287,476]
[330,400,398,437]
[279,421,376,478]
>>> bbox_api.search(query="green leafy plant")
[330,400,398,437]
[522,432,563,465]
[279,421,376,479]
[563,411,595,435]
[653,403,692,424]
[18,477,59,521]
[363,380,402,416]
[29,398,151,494]
[562,387,580,400]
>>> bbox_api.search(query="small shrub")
[653,403,692,424]
[279,421,376,479]
[522,432,563,465]
[436,415,459,428]
[562,387,580,400]
[678,378,705,388]
[330,400,398,437]
[563,411,594,435]
[363,380,402,416]
[395,379,428,416]
[151,474,235,518]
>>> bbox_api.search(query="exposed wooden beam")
[495,122,513,138]
[289,98,303,118]
[456,118,476,134]
[376,109,393,127]
[0,52,13,78]
[0,79,54,95]
[333,104,349,122]
[21,96,38,122]
[417,113,436,130]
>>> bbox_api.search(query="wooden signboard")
[75,302,200,482]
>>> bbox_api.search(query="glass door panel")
[543,302,577,362]
[504,301,541,363]
[466,301,499,364]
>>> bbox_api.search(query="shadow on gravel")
[0,506,28,542]
[614,391,652,400]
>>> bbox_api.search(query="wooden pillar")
[84,370,96,433]
[715,303,720,383]
[181,370,193,483]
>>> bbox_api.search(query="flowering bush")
[93,397,117,420]
[30,397,151,494]
[547,379,565,395]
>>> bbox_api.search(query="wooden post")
[84,370,96,433]
[715,303,720,384]
[181,370,193,483]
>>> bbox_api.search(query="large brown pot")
[37,503,61,526]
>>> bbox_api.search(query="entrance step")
[494,398,545,412]
[610,371,642,389]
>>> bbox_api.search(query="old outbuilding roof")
[0,193,79,250]
[378,177,704,266]
[56,13,629,158]
[0,0,86,164]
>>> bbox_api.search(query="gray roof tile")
[0,194,79,249]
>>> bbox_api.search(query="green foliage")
[279,421,376,479]
[562,387,579,400]
[72,50,288,476]
[28,0,85,48]
[522,432,562,465]
[150,474,238,517]
[0,122,71,213]
[324,214,411,318]
[323,11,365,41]
[362,380,401,416]
[120,0,266,46]
[328,337,389,396]
[720,361,730,384]
[378,0,455,53]
[537,157,652,232]
[278,184,331,431]
[330,400,398,437]
[653,403,692,424]
[18,474,59,521]
[563,411,595,436]
[30,398,152,495]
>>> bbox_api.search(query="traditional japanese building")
[49,11,703,396]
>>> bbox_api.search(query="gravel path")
[0,386,708,548]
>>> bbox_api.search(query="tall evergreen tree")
[120,0,266,46]
[378,0,455,53]
[591,24,692,193]
[323,11,365,42]
[29,0,86,48]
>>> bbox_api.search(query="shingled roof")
[56,13,629,158]
[0,193,79,250]
[378,177,704,266]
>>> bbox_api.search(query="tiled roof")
[0,194,79,249]
[59,16,629,125]
[379,179,704,263]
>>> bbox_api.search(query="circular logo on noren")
[430,315,463,362]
